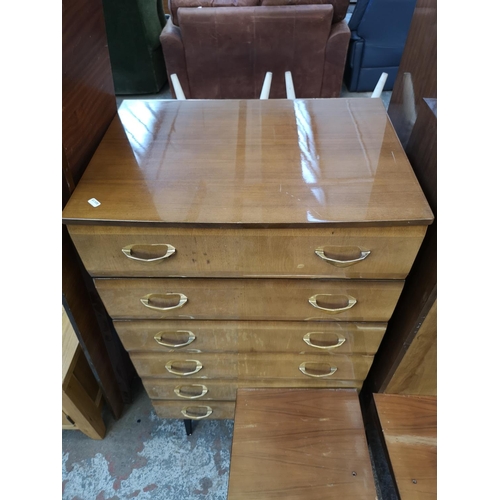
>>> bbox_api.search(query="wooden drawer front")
[238,353,374,381]
[96,278,404,321]
[115,320,386,355]
[152,400,235,420]
[131,353,373,381]
[69,225,426,279]
[143,379,238,401]
[238,378,363,390]
[131,353,238,379]
[143,378,363,401]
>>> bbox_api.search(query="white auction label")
[88,198,101,207]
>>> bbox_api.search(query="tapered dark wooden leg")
[184,419,193,436]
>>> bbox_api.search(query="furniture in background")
[63,307,106,439]
[363,0,436,395]
[344,0,417,92]
[373,394,437,499]
[62,98,432,429]
[160,0,351,98]
[63,0,136,419]
[387,0,436,147]
[364,98,436,395]
[101,0,168,94]
[360,8,436,489]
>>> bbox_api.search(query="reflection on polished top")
[62,99,433,226]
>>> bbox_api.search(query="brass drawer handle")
[315,247,370,267]
[154,330,195,348]
[299,362,338,378]
[140,293,187,311]
[174,384,208,399]
[122,243,176,262]
[165,359,203,376]
[181,405,213,420]
[303,332,346,350]
[308,294,357,314]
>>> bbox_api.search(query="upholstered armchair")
[160,0,351,99]
[344,0,417,92]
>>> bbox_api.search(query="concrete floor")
[63,379,233,500]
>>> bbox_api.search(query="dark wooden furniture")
[228,389,377,499]
[387,0,436,148]
[62,98,432,425]
[62,0,136,417]
[62,307,106,439]
[373,394,437,499]
[362,0,437,397]
[364,98,437,395]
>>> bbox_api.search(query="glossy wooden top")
[62,99,433,227]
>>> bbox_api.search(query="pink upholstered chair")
[160,0,351,99]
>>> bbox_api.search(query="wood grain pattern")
[114,320,387,354]
[387,0,437,147]
[152,400,235,419]
[143,377,363,400]
[374,394,437,499]
[385,300,436,395]
[63,229,126,417]
[68,225,426,279]
[62,0,117,185]
[62,0,135,413]
[62,307,106,439]
[227,389,377,499]
[130,352,373,380]
[62,98,433,227]
[365,99,437,393]
[95,277,404,321]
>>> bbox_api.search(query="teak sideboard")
[62,98,433,421]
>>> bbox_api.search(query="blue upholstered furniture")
[344,0,416,92]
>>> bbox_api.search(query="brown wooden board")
[227,389,377,499]
[374,394,437,499]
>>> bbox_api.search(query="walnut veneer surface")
[63,98,432,421]
[374,394,437,499]
[228,389,377,499]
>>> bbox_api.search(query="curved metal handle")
[174,384,208,399]
[140,293,187,311]
[308,294,357,314]
[154,330,195,348]
[165,359,203,376]
[299,362,338,378]
[303,332,346,350]
[181,406,213,420]
[315,248,370,267]
[122,244,176,262]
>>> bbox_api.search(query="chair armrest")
[321,20,351,98]
[160,18,190,98]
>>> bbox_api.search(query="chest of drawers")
[62,98,433,421]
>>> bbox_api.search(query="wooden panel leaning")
[373,394,437,499]
[62,306,106,439]
[227,389,377,500]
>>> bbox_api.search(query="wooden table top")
[227,389,377,500]
[374,394,437,499]
[62,98,433,227]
